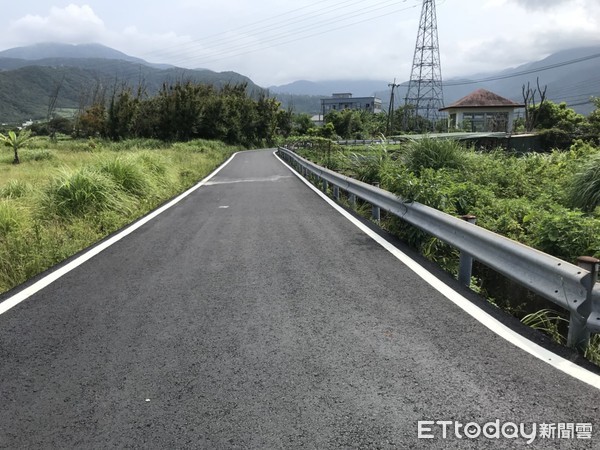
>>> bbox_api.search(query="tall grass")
[42,167,132,218]
[568,153,600,212]
[404,137,469,174]
[0,180,32,199]
[0,137,238,294]
[0,201,24,234]
[98,156,153,197]
[521,309,569,345]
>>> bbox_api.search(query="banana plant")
[0,129,33,164]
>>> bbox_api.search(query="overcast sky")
[2,0,600,86]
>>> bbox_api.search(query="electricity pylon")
[404,0,444,132]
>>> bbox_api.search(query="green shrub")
[537,128,573,150]
[23,149,56,162]
[477,197,534,243]
[527,208,600,260]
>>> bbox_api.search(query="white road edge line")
[273,150,600,390]
[0,152,239,316]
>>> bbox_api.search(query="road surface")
[0,149,598,448]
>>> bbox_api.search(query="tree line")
[18,77,600,148]
[70,81,293,147]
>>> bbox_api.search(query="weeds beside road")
[0,137,238,295]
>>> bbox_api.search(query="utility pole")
[404,0,444,132]
[386,79,400,136]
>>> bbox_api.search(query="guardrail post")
[333,185,340,201]
[567,256,599,351]
[458,215,477,287]
[349,193,357,207]
[322,179,328,193]
[371,183,380,222]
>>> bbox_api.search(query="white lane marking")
[205,175,293,186]
[0,152,240,316]
[274,151,600,390]
[218,206,230,209]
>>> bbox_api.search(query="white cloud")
[3,4,195,69]
[1,1,599,85]
[508,0,569,10]
[7,4,106,46]
[440,0,600,78]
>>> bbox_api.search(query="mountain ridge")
[0,42,598,122]
[0,44,264,123]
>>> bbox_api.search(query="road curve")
[0,149,598,449]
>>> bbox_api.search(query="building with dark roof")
[440,89,525,133]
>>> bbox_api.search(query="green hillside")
[0,58,263,124]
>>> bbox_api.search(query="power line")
[148,2,420,68]
[29,0,421,91]
[144,0,417,65]
[175,0,403,63]
[145,0,369,60]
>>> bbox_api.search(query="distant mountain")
[1,42,598,123]
[269,79,389,97]
[439,46,600,115]
[271,46,600,115]
[0,43,264,123]
[0,42,172,68]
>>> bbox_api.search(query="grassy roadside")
[0,137,239,295]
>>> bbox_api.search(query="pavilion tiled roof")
[440,89,525,111]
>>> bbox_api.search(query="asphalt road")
[0,149,598,449]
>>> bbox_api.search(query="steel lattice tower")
[404,0,444,131]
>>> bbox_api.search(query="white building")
[440,89,524,133]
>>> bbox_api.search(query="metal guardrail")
[335,133,509,146]
[278,146,600,350]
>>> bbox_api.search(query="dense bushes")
[527,99,600,147]
[75,82,288,147]
[296,138,600,265]
[294,137,600,358]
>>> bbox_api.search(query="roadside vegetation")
[291,136,600,264]
[2,78,599,360]
[0,80,292,294]
[286,135,600,362]
[0,136,237,294]
[285,97,600,142]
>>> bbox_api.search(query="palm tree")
[0,129,33,164]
